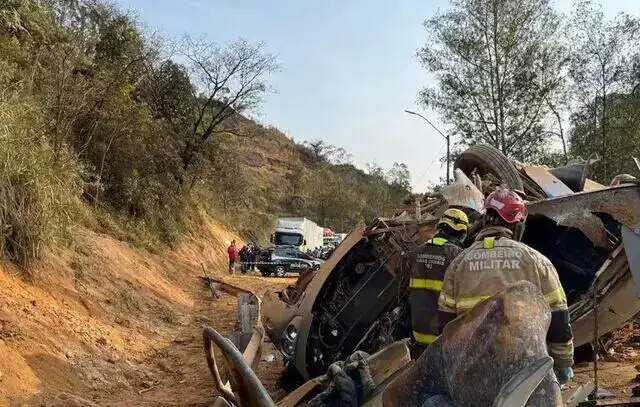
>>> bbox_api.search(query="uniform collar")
[475,226,513,241]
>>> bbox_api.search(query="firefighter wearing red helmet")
[437,187,574,384]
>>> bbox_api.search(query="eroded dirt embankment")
[0,219,294,406]
[5,216,640,406]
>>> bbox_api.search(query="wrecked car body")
[262,144,640,381]
[206,282,568,407]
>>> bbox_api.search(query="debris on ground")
[254,144,640,405]
[600,319,640,362]
[263,354,275,363]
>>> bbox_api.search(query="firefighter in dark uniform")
[409,208,469,358]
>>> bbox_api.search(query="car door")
[295,250,320,269]
[271,247,297,271]
[285,248,312,272]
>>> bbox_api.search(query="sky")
[115,0,640,192]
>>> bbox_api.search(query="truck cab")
[272,217,323,253]
[273,229,304,247]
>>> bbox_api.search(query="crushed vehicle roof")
[262,144,640,381]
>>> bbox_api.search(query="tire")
[274,265,286,277]
[454,144,524,192]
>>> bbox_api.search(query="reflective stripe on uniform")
[433,237,448,246]
[483,236,495,249]
[413,331,438,345]
[544,287,568,309]
[429,237,448,246]
[548,339,574,368]
[439,292,457,308]
[456,295,492,311]
[548,340,574,355]
[410,278,443,291]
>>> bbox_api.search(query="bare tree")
[303,139,352,165]
[545,97,568,164]
[177,37,278,178]
[387,162,412,192]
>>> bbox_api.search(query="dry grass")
[0,100,83,267]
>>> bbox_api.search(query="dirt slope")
[0,218,294,406]
[2,210,640,405]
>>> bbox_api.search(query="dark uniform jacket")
[409,233,463,346]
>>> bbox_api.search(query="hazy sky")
[115,0,640,192]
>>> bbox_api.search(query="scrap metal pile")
[262,144,640,381]
[203,144,640,407]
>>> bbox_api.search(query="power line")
[413,143,447,189]
[404,109,451,184]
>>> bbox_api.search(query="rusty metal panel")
[583,178,606,191]
[527,185,640,241]
[523,166,574,198]
[622,225,640,297]
[595,398,640,406]
[571,270,640,347]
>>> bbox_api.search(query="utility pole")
[404,109,451,184]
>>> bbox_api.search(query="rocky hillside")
[211,114,411,242]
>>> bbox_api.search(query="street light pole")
[404,109,451,184]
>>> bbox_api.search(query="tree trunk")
[601,95,607,181]
[492,0,506,155]
[548,101,568,164]
[601,72,608,182]
[95,133,116,204]
[483,2,500,150]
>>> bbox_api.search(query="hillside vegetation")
[0,0,410,266]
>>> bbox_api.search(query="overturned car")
[262,144,640,381]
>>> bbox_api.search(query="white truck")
[323,232,347,247]
[273,217,324,252]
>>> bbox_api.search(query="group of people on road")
[409,187,574,386]
[227,240,262,274]
[306,246,335,260]
[239,243,262,273]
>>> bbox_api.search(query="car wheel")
[455,144,524,192]
[275,265,286,277]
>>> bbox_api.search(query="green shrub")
[0,101,83,266]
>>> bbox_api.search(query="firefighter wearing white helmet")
[408,207,469,358]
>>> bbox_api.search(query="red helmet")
[483,188,527,224]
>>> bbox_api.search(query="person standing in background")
[251,244,260,271]
[239,245,249,274]
[228,240,238,274]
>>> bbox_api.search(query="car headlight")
[281,324,299,359]
[282,339,295,357]
[286,324,298,340]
